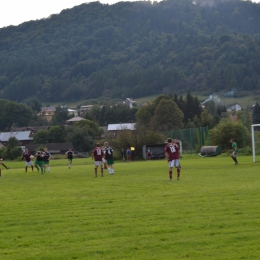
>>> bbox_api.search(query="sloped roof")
[41,106,56,112]
[66,116,85,122]
[11,126,50,132]
[0,131,33,142]
[107,123,136,131]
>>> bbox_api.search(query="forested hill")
[0,0,260,103]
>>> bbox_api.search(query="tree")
[0,100,33,131]
[65,126,94,152]
[200,109,214,128]
[135,102,154,127]
[48,126,66,143]
[210,118,250,150]
[75,119,101,139]
[1,137,22,160]
[150,99,184,131]
[33,130,49,144]
[252,102,260,125]
[52,106,69,125]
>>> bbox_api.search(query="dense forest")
[0,0,260,103]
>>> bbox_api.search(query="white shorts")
[26,161,32,166]
[232,151,238,158]
[95,161,103,167]
[168,159,181,168]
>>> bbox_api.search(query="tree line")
[0,0,259,103]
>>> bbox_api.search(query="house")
[25,143,74,154]
[11,126,50,135]
[0,142,5,149]
[0,131,33,146]
[80,105,93,116]
[68,108,78,117]
[227,103,241,112]
[39,106,56,121]
[65,116,85,126]
[124,98,135,108]
[107,123,136,137]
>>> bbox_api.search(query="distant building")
[68,108,78,117]
[107,123,136,137]
[39,106,56,121]
[80,105,93,116]
[124,98,135,108]
[65,116,85,126]
[0,131,33,146]
[227,103,241,112]
[11,126,50,135]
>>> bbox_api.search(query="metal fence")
[168,126,210,154]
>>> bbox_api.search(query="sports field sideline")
[1,155,260,260]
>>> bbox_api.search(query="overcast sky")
[0,0,259,29]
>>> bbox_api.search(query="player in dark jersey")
[43,147,51,173]
[34,149,44,174]
[22,148,34,172]
[164,138,181,181]
[65,148,74,169]
[92,143,104,177]
[103,142,114,175]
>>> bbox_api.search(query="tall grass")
[0,155,260,260]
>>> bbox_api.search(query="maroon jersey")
[164,143,179,161]
[22,152,31,162]
[93,147,104,161]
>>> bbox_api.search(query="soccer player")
[126,148,131,161]
[164,138,181,181]
[103,142,114,174]
[146,147,151,161]
[121,148,125,161]
[0,158,10,170]
[230,139,239,165]
[34,149,44,174]
[92,143,104,177]
[43,147,51,173]
[22,148,34,172]
[65,148,74,169]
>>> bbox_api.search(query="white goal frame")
[251,124,260,162]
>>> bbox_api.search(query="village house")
[0,131,33,146]
[226,103,241,112]
[80,105,93,116]
[124,98,135,108]
[11,126,50,135]
[39,106,56,121]
[65,116,85,126]
[107,123,136,137]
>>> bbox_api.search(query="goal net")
[251,124,260,162]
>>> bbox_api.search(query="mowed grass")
[1,156,260,260]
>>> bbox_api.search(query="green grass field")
[1,155,260,260]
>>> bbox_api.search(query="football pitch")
[1,155,260,260]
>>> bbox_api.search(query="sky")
[0,0,135,29]
[0,0,260,29]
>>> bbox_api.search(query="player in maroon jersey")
[0,158,10,171]
[22,148,34,172]
[92,143,104,177]
[164,138,181,181]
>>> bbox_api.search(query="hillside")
[0,0,260,103]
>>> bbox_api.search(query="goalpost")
[251,124,260,162]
